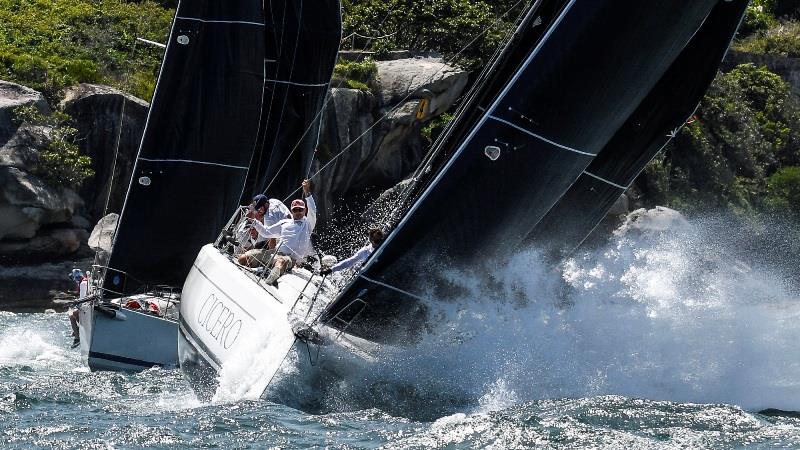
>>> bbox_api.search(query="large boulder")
[614,206,691,237]
[314,58,468,220]
[0,167,83,240]
[374,57,469,116]
[0,80,50,143]
[61,84,148,221]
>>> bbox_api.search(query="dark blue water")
[3,214,800,448]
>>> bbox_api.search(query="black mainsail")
[319,0,724,343]
[526,0,750,258]
[104,0,267,295]
[241,0,342,201]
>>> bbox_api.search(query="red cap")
[290,199,306,210]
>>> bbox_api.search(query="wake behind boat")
[179,0,750,399]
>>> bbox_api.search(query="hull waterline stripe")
[176,16,264,26]
[488,115,596,156]
[359,275,425,301]
[583,170,628,190]
[179,317,222,370]
[264,79,328,88]
[138,158,248,170]
[88,351,162,368]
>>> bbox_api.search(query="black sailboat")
[318,0,728,343]
[79,0,271,371]
[177,0,748,399]
[526,0,750,259]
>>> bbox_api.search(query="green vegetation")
[341,0,523,70]
[421,112,454,143]
[12,104,94,189]
[332,58,378,91]
[735,20,800,57]
[642,64,800,215]
[0,0,172,102]
[765,166,800,219]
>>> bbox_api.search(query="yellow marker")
[416,98,429,120]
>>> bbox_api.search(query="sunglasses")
[291,208,304,212]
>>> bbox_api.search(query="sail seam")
[488,115,596,156]
[583,170,628,189]
[176,16,265,26]
[359,275,425,301]
[138,157,248,170]
[264,79,328,87]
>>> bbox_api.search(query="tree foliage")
[0,0,172,102]
[341,0,524,70]
[641,64,800,214]
[12,104,94,190]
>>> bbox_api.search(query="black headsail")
[241,0,342,201]
[526,0,750,258]
[320,0,722,343]
[103,0,267,295]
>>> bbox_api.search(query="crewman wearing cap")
[250,179,317,284]
[236,194,290,265]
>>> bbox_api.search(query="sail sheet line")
[487,115,596,156]
[358,275,425,301]
[176,16,265,27]
[138,157,249,170]
[582,170,628,189]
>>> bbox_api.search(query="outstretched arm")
[302,179,317,231]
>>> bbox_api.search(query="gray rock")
[61,84,148,221]
[0,80,50,144]
[0,228,88,257]
[0,167,83,240]
[88,213,118,252]
[375,58,468,117]
[614,206,690,237]
[0,124,50,171]
[70,214,92,230]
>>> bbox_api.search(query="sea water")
[2,214,800,448]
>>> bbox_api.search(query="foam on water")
[0,312,76,369]
[265,213,800,416]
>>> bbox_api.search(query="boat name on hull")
[197,294,242,349]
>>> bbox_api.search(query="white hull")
[78,298,179,372]
[179,244,378,399]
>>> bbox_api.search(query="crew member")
[321,228,385,275]
[251,179,316,284]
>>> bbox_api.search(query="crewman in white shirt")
[236,194,290,266]
[321,228,385,275]
[251,179,316,284]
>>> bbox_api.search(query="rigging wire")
[279,0,528,202]
[263,0,404,198]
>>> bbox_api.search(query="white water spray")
[271,210,800,416]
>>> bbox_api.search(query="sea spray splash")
[264,210,800,417]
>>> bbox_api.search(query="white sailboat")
[76,0,270,371]
[178,0,750,400]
